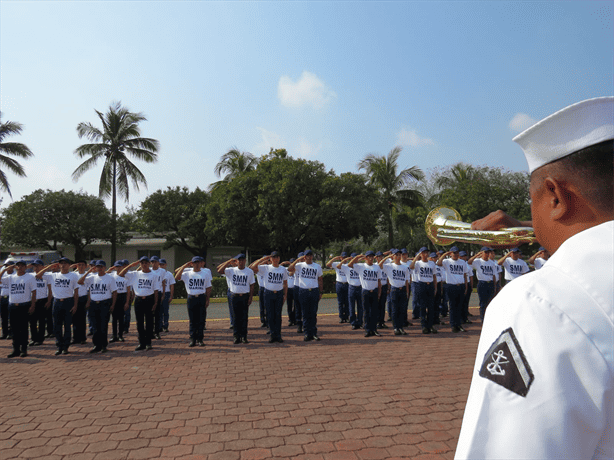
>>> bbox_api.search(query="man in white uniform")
[176,256,212,347]
[218,254,255,344]
[348,251,382,337]
[498,248,529,283]
[251,252,288,343]
[0,261,15,340]
[527,246,549,270]
[6,260,37,357]
[456,97,614,459]
[288,249,323,342]
[468,248,497,321]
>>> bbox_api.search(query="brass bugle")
[425,206,536,246]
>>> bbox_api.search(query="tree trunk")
[111,160,117,264]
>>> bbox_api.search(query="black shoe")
[229,325,234,329]
[233,337,241,344]
[373,331,381,337]
[241,338,249,344]
[459,326,466,332]
[394,329,402,336]
[20,351,27,357]
[145,345,153,350]
[118,337,124,342]
[379,323,388,329]
[135,345,146,351]
[163,328,169,333]
[7,350,19,358]
[276,338,284,343]
[430,327,438,334]
[261,323,267,328]
[422,327,431,334]
[364,331,373,337]
[154,334,161,340]
[407,322,413,327]
[339,319,344,323]
[304,335,313,342]
[55,349,63,356]
[188,340,196,347]
[401,329,408,335]
[101,347,108,353]
[266,330,271,335]
[0,335,7,340]
[62,349,69,355]
[90,347,101,353]
[313,335,321,341]
[352,325,360,330]
[32,342,42,346]
[198,341,205,347]
[452,326,460,333]
[269,337,276,343]
[110,337,118,343]
[28,340,36,346]
[297,326,303,334]
[464,319,473,324]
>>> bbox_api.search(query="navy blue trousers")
[390,287,407,330]
[446,284,465,328]
[299,288,319,337]
[258,286,266,325]
[0,296,9,337]
[90,299,110,349]
[378,284,388,324]
[335,282,349,321]
[293,286,302,323]
[187,295,207,341]
[134,294,155,346]
[231,294,249,339]
[286,288,295,323]
[53,298,73,351]
[477,281,495,321]
[9,302,29,351]
[414,282,435,329]
[348,285,362,327]
[265,289,284,340]
[361,289,379,333]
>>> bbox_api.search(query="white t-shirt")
[44,272,79,299]
[472,259,497,282]
[259,265,288,291]
[534,257,548,270]
[256,272,264,289]
[286,268,294,288]
[150,268,167,292]
[34,275,49,299]
[110,272,129,294]
[84,274,117,301]
[0,272,11,296]
[441,259,468,285]
[163,271,176,293]
[7,273,37,303]
[339,264,361,287]
[434,264,443,282]
[353,263,381,291]
[382,263,410,289]
[75,271,90,296]
[224,267,255,294]
[295,262,323,290]
[181,268,212,295]
[331,261,348,283]
[413,260,437,283]
[502,258,530,281]
[125,271,160,297]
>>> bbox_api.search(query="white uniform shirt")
[181,268,212,295]
[379,259,389,286]
[441,259,468,285]
[494,263,503,282]
[163,271,175,293]
[331,261,348,283]
[7,273,37,303]
[75,271,90,296]
[150,268,166,293]
[434,264,443,282]
[256,272,264,289]
[502,258,530,281]
[293,269,300,288]
[259,265,288,292]
[34,275,49,300]
[84,274,117,301]
[534,257,548,270]
[413,260,437,283]
[110,273,129,294]
[295,262,323,289]
[353,263,381,291]
[456,221,614,460]
[339,264,361,287]
[125,271,160,297]
[224,267,255,294]
[286,268,294,289]
[472,259,497,282]
[0,272,10,297]
[44,272,79,299]
[381,263,410,289]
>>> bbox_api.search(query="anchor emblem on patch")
[479,328,534,397]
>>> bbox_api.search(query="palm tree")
[208,147,259,191]
[72,102,159,262]
[0,113,34,198]
[434,163,477,189]
[358,146,424,248]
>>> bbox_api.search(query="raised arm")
[36,263,57,279]
[326,256,342,269]
[118,260,140,277]
[347,254,363,269]
[175,261,193,281]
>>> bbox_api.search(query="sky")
[1,1,612,214]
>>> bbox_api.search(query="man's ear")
[542,177,572,222]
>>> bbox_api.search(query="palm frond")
[0,154,27,177]
[0,170,12,198]
[0,142,34,158]
[72,155,103,181]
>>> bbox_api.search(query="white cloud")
[277,71,336,109]
[396,128,435,148]
[254,127,286,155]
[509,113,537,133]
[296,137,322,158]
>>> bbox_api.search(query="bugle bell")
[425,206,536,246]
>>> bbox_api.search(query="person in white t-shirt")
[107,260,131,343]
[498,248,530,285]
[159,259,175,333]
[118,257,160,351]
[528,247,550,271]
[468,247,497,321]
[348,251,382,337]
[176,256,212,347]
[436,247,468,333]
[79,260,117,353]
[338,253,363,330]
[218,254,255,344]
[149,256,167,339]
[251,252,288,343]
[409,247,438,334]
[27,259,52,346]
[281,258,296,326]
[37,257,79,355]
[0,261,16,340]
[288,249,323,342]
[6,260,37,358]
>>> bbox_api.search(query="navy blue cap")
[96,260,106,266]
[538,247,545,251]
[437,250,444,254]
[365,250,375,257]
[289,258,296,263]
[4,260,15,266]
[341,252,348,258]
[297,252,304,257]
[401,248,408,254]
[57,257,71,264]
[510,248,521,253]
[32,259,44,265]
[350,252,358,257]
[150,255,160,262]
[114,260,123,267]
[15,260,27,265]
[375,251,383,257]
[459,251,467,256]
[122,259,129,265]
[234,253,246,260]
[139,256,150,263]
[192,256,205,263]
[304,249,313,256]
[480,246,493,252]
[429,252,437,258]
[450,246,459,252]
[270,251,280,257]
[90,260,97,265]
[418,246,428,254]
[159,258,167,264]
[389,248,395,252]
[391,248,401,255]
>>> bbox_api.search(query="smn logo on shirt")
[55,278,71,287]
[301,267,318,279]
[481,266,494,275]
[419,267,433,276]
[11,283,26,295]
[449,264,464,274]
[189,278,206,289]
[509,265,523,274]
[138,279,153,289]
[392,269,407,280]
[90,284,108,295]
[233,274,248,285]
[268,272,284,283]
[362,269,378,281]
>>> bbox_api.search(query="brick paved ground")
[0,311,481,460]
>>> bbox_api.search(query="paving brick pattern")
[0,313,481,459]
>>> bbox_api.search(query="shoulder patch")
[479,327,534,397]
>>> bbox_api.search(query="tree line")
[0,103,532,262]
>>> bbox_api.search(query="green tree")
[209,147,259,191]
[137,186,210,257]
[72,102,159,263]
[358,146,424,248]
[0,112,34,198]
[1,189,127,260]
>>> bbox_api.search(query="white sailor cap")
[513,96,614,173]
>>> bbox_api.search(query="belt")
[418,281,431,285]
[188,294,203,298]
[138,294,154,299]
[92,300,110,304]
[365,289,377,293]
[391,286,405,290]
[448,283,464,286]
[336,281,348,284]
[300,288,319,292]
[265,289,282,294]
[232,293,247,297]
[479,280,494,284]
